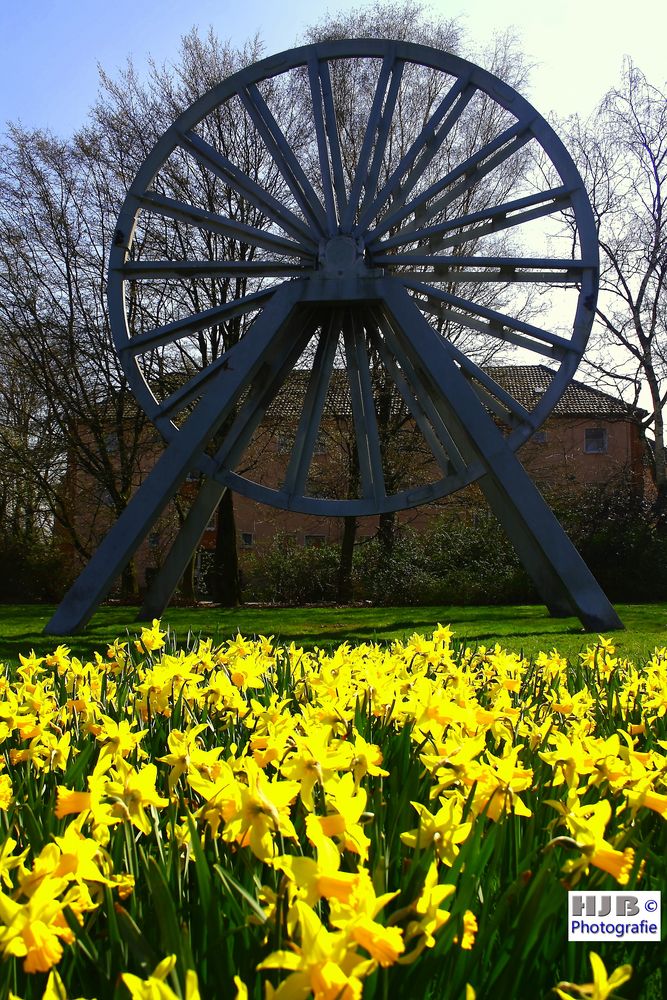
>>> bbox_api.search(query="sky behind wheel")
[1,0,665,139]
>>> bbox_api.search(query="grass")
[0,601,665,665]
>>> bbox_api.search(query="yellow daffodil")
[272,852,366,909]
[548,794,636,884]
[134,619,167,655]
[554,951,632,1000]
[400,796,472,864]
[122,954,201,999]
[220,761,299,861]
[280,731,352,810]
[0,876,71,972]
[258,900,374,1000]
[0,773,13,811]
[157,724,222,793]
[0,838,28,889]
[94,715,147,771]
[399,860,456,961]
[44,646,71,675]
[105,760,168,835]
[310,773,371,861]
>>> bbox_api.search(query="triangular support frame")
[46,277,623,636]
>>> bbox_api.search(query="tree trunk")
[179,551,197,602]
[209,489,241,606]
[652,480,667,534]
[337,516,357,602]
[120,560,139,602]
[645,373,667,533]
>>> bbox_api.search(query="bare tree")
[0,30,288,605]
[0,126,152,598]
[565,61,667,518]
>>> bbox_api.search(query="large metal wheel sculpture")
[46,39,622,633]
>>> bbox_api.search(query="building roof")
[485,365,643,419]
[266,364,642,422]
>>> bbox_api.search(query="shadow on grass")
[0,601,663,666]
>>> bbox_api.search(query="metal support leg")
[45,283,304,635]
[139,302,320,620]
[381,281,623,631]
[139,479,226,620]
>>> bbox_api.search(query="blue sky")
[1,0,665,138]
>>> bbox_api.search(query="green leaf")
[114,902,160,975]
[186,812,211,914]
[142,850,192,980]
[214,864,267,926]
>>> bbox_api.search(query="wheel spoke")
[381,257,591,286]
[404,278,579,358]
[399,295,533,427]
[370,186,572,252]
[121,287,276,356]
[138,191,316,257]
[378,285,535,428]
[283,312,339,497]
[367,308,461,477]
[315,58,348,220]
[374,305,477,474]
[121,260,307,279]
[308,58,338,232]
[239,83,329,237]
[355,74,475,234]
[178,128,315,244]
[342,51,403,231]
[439,338,535,428]
[213,308,318,470]
[343,311,386,504]
[358,60,405,224]
[416,297,558,362]
[380,279,533,441]
[391,268,588,284]
[154,354,231,420]
[153,282,305,420]
[371,305,470,474]
[367,117,533,243]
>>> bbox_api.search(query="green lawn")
[0,601,665,665]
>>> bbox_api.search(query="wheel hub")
[318,236,365,276]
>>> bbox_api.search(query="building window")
[240,531,254,547]
[304,534,326,547]
[533,430,548,445]
[584,428,608,454]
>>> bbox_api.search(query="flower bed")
[0,623,664,998]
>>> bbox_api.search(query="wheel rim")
[109,39,598,516]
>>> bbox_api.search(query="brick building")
[60,364,648,594]
[230,363,647,548]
